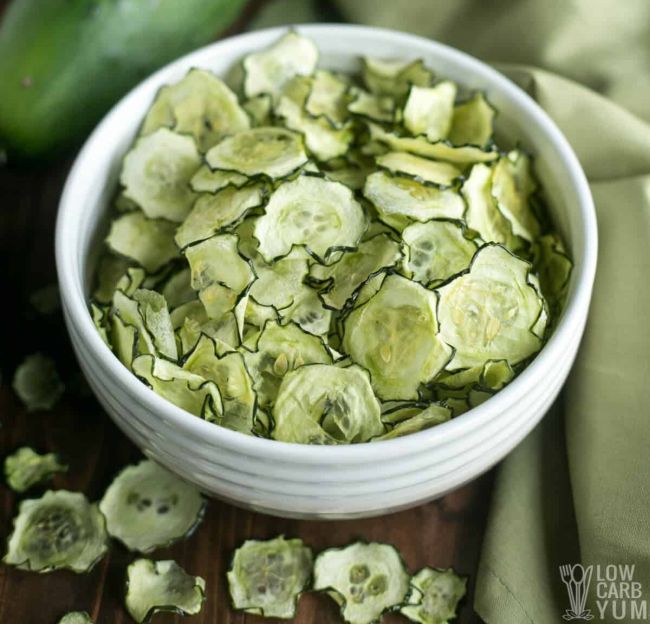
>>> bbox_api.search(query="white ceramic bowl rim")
[56,24,597,464]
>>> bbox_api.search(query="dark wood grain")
[0,4,493,622]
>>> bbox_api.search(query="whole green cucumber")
[0,0,248,160]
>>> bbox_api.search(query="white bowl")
[56,24,597,520]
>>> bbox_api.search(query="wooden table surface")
[0,4,494,623]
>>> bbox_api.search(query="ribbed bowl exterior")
[56,25,597,519]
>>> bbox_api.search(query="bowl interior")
[57,24,596,458]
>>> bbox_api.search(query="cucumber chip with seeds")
[4,447,68,493]
[400,567,467,624]
[189,165,249,193]
[4,490,108,573]
[376,152,462,187]
[125,558,206,624]
[120,128,200,222]
[255,176,366,263]
[228,536,313,619]
[343,274,452,400]
[403,82,457,142]
[12,353,64,412]
[100,460,205,553]
[206,127,308,179]
[436,244,546,369]
[314,541,411,624]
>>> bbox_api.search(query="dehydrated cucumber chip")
[141,68,249,152]
[401,220,478,287]
[4,490,108,573]
[4,447,67,493]
[436,244,546,369]
[362,57,433,96]
[363,171,465,232]
[305,70,350,128]
[105,211,178,274]
[399,567,467,624]
[376,152,462,187]
[243,31,319,100]
[348,89,395,123]
[449,92,495,148]
[228,536,313,619]
[272,364,383,444]
[314,541,410,624]
[403,82,457,142]
[120,128,200,222]
[190,165,249,193]
[206,127,308,179]
[99,459,205,553]
[132,289,177,360]
[309,234,402,310]
[242,321,333,408]
[255,175,367,262]
[12,353,64,412]
[125,558,206,624]
[532,232,573,313]
[175,185,264,249]
[373,404,451,440]
[58,612,93,624]
[344,274,452,400]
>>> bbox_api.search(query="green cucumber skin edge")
[0,0,248,161]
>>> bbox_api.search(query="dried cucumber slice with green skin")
[272,364,383,444]
[343,274,452,400]
[242,321,333,408]
[228,536,313,619]
[206,127,308,179]
[141,68,249,152]
[255,175,367,263]
[12,353,64,412]
[436,244,547,369]
[348,89,396,123]
[449,92,495,148]
[401,221,478,287]
[175,185,264,249]
[491,150,540,242]
[243,94,273,126]
[243,31,319,101]
[91,302,111,346]
[132,289,177,360]
[309,234,402,310]
[121,128,200,222]
[276,89,354,161]
[125,559,206,624]
[376,152,462,187]
[132,354,223,418]
[183,334,256,434]
[399,567,467,624]
[112,290,156,358]
[58,612,93,624]
[373,404,451,440]
[249,247,310,309]
[100,460,205,553]
[435,359,515,391]
[363,171,465,232]
[532,233,573,314]
[305,70,351,128]
[93,254,132,303]
[403,82,457,142]
[461,163,520,250]
[314,541,411,624]
[4,447,68,493]
[185,233,254,297]
[105,211,178,273]
[189,165,248,193]
[111,314,138,369]
[362,57,433,96]
[3,490,108,573]
[367,122,498,165]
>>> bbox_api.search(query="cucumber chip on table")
[4,447,67,493]
[3,490,108,573]
[125,558,205,624]
[399,567,467,624]
[92,30,572,443]
[12,353,64,412]
[228,536,313,618]
[58,613,94,624]
[314,541,411,624]
[99,460,205,553]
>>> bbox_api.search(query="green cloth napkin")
[253,1,650,620]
